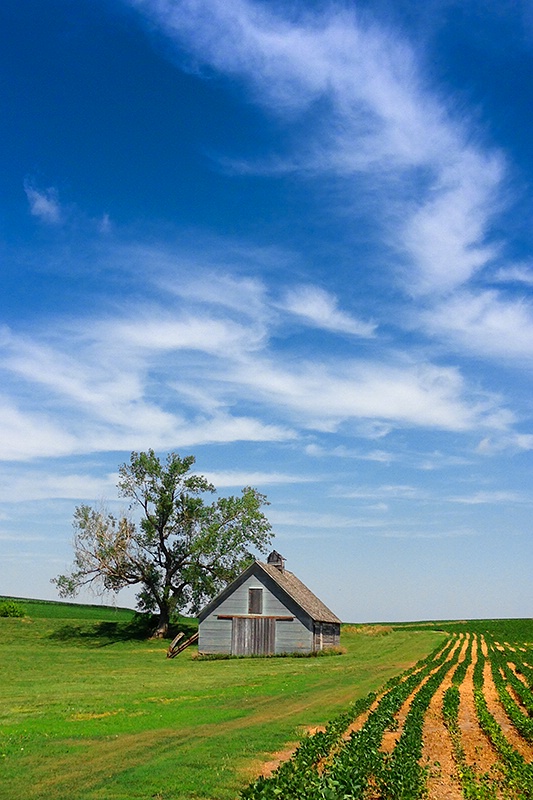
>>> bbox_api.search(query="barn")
[197,551,341,656]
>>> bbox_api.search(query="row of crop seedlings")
[444,634,533,799]
[441,633,499,799]
[241,635,460,800]
[512,648,533,689]
[473,636,533,798]
[488,640,533,744]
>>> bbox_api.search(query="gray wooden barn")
[198,551,341,656]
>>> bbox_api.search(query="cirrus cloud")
[24,180,63,225]
[280,285,376,336]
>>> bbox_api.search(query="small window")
[248,587,263,615]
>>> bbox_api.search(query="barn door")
[231,617,275,656]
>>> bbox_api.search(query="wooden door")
[313,622,323,652]
[231,617,275,656]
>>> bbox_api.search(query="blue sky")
[2,0,533,622]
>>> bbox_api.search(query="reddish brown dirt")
[255,659,429,780]
[258,746,300,778]
[458,636,500,775]
[381,636,462,755]
[258,725,326,777]
[506,662,532,720]
[343,694,382,739]
[421,635,469,800]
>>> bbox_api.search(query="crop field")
[3,602,533,800]
[243,619,533,799]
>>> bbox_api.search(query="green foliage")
[53,450,272,634]
[0,599,25,617]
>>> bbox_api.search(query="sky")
[2,0,533,623]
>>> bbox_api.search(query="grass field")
[0,598,443,800]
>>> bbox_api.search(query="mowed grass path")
[0,601,444,800]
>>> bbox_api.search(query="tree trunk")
[151,605,170,638]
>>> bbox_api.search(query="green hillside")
[0,596,136,620]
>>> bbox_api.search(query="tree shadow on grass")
[48,614,198,647]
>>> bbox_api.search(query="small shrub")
[0,600,25,618]
[193,647,345,661]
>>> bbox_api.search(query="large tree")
[53,450,272,636]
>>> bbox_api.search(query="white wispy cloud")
[98,213,112,234]
[200,470,312,487]
[280,285,376,336]
[306,443,475,471]
[376,527,479,539]
[228,355,505,432]
[268,509,383,529]
[130,0,505,295]
[477,432,533,455]
[24,181,63,225]
[160,414,294,447]
[0,398,77,461]
[494,264,533,286]
[164,271,270,321]
[421,290,533,360]
[0,471,118,503]
[305,443,395,463]
[109,311,265,357]
[337,484,430,501]
[450,490,529,505]
[403,155,503,295]
[417,451,475,470]
[0,311,294,459]
[0,264,516,462]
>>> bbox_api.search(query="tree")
[53,450,272,636]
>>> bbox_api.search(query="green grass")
[0,601,445,800]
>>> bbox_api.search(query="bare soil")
[458,636,500,775]
[421,635,470,800]
[381,635,462,755]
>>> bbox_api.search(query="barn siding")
[313,622,340,650]
[198,568,314,654]
[198,616,232,654]
[274,618,313,654]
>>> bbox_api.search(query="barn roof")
[257,561,341,624]
[198,558,341,624]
